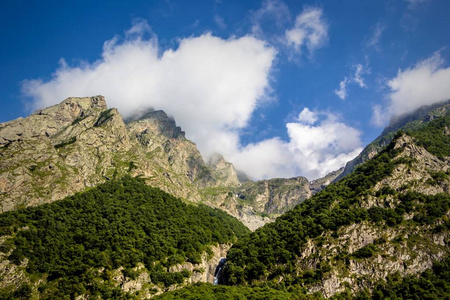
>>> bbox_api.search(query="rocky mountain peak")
[0,96,246,213]
[128,109,185,139]
[32,95,108,126]
[0,96,108,146]
[206,153,240,187]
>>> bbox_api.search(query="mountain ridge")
[0,96,333,229]
[335,99,450,182]
[220,115,450,297]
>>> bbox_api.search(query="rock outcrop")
[0,96,226,212]
[221,118,450,298]
[110,244,231,298]
[335,99,450,182]
[0,96,338,230]
[284,135,450,297]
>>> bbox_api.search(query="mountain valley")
[0,96,448,299]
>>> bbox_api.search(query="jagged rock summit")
[1,96,328,230]
[0,96,228,212]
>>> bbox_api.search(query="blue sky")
[1,0,450,180]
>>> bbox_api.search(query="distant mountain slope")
[0,96,337,229]
[0,96,244,212]
[335,99,450,181]
[0,176,249,299]
[149,257,450,299]
[220,114,450,297]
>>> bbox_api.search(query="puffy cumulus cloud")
[231,109,363,180]
[372,52,450,126]
[229,138,294,179]
[285,113,363,179]
[298,107,317,124]
[23,20,276,159]
[285,7,328,55]
[23,20,359,180]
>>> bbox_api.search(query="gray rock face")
[335,99,450,182]
[295,135,450,297]
[207,153,240,187]
[0,95,339,229]
[0,96,213,212]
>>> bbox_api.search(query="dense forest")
[0,176,249,299]
[222,133,449,285]
[153,257,450,299]
[0,114,448,299]
[218,115,450,296]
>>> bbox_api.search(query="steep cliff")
[0,96,337,230]
[0,96,232,212]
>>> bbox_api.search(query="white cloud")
[286,115,363,179]
[232,110,363,180]
[354,63,368,88]
[23,20,360,180]
[372,51,450,126]
[334,77,348,100]
[366,22,386,50]
[23,20,276,156]
[334,63,369,99]
[285,7,328,55]
[371,104,390,127]
[298,107,318,124]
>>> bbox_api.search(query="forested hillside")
[336,99,449,181]
[154,257,450,299]
[218,115,449,297]
[0,176,249,299]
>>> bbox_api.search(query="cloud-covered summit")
[22,18,363,180]
[372,52,450,126]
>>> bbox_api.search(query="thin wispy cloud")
[250,0,290,38]
[405,0,432,10]
[354,63,369,88]
[366,22,386,50]
[214,15,227,29]
[334,63,369,99]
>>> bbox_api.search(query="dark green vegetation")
[151,257,450,299]
[0,176,249,299]
[336,99,449,181]
[153,283,307,300]
[407,114,450,159]
[220,115,449,297]
[361,256,450,300]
